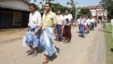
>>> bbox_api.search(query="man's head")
[80,16,82,18]
[57,10,61,15]
[65,9,69,14]
[45,2,51,12]
[29,3,37,13]
[82,15,85,18]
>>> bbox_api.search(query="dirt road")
[0,25,106,64]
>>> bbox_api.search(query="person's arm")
[28,26,30,31]
[34,12,42,35]
[28,14,30,31]
[37,12,41,26]
[34,22,42,35]
[61,15,64,29]
[53,13,58,37]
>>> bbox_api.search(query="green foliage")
[101,0,113,19]
[105,24,113,64]
[28,0,76,19]
[69,7,76,19]
[106,0,113,19]
[39,2,76,18]
[67,0,76,19]
[77,8,92,18]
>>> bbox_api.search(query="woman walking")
[63,9,72,43]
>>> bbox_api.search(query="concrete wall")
[0,0,29,11]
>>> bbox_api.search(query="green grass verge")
[105,24,113,64]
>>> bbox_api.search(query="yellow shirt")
[42,11,57,28]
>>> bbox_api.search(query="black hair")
[29,3,38,10]
[58,10,62,14]
[45,2,51,7]
[65,9,69,12]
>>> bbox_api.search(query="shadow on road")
[49,53,57,61]
[38,46,59,61]
[38,46,45,53]
[49,46,59,61]
[98,29,111,33]
[56,46,60,53]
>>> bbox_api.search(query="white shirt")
[69,14,73,20]
[80,19,85,25]
[91,18,95,23]
[57,15,64,25]
[77,19,80,24]
[86,19,91,25]
[28,11,41,28]
[64,14,72,26]
[84,22,87,26]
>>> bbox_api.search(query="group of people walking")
[77,16,98,37]
[23,2,73,64]
[56,9,73,43]
[23,2,105,64]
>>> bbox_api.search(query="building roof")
[86,6,96,9]
[0,0,30,11]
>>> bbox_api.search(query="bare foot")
[42,56,49,64]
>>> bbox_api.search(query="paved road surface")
[0,24,106,64]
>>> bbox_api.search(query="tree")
[39,0,54,9]
[67,0,76,20]
[50,3,68,13]
[28,0,36,2]
[27,0,73,16]
[100,0,113,19]
[77,8,92,18]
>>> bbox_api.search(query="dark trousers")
[91,23,94,30]
[57,25,62,40]
[80,25,84,37]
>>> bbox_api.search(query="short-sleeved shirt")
[64,14,72,26]
[91,18,95,23]
[69,14,73,20]
[57,15,64,25]
[77,18,82,25]
[28,11,41,28]
[42,11,57,28]
[80,19,85,25]
[86,19,91,25]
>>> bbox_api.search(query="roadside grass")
[105,24,113,64]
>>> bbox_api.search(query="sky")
[30,0,100,7]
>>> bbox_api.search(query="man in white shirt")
[87,17,91,29]
[57,10,64,41]
[77,16,82,32]
[79,16,85,37]
[91,17,95,30]
[26,3,41,56]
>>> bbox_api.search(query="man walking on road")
[77,16,82,32]
[25,3,41,57]
[34,2,57,64]
[56,10,64,41]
